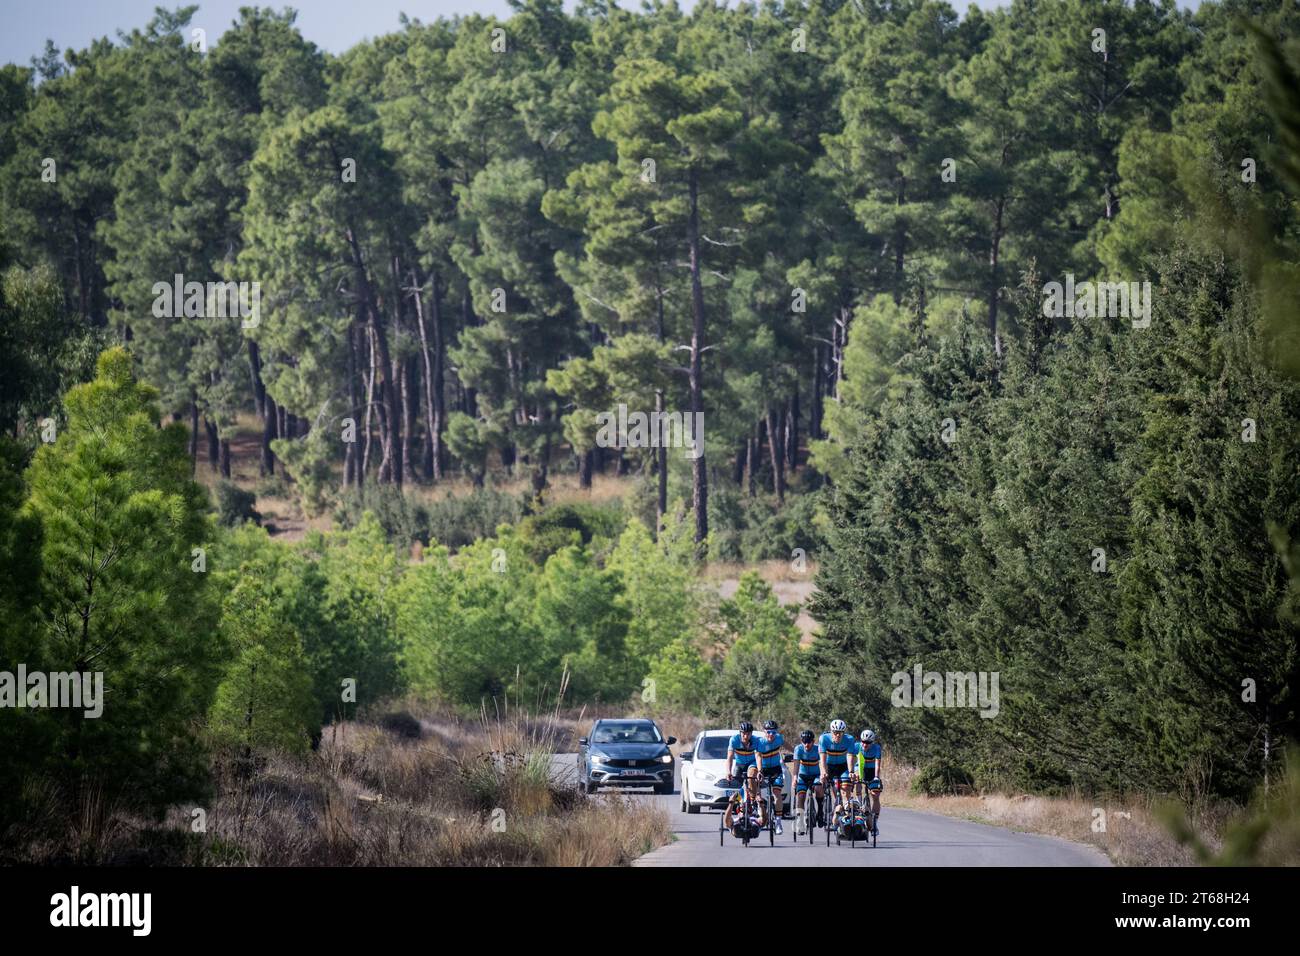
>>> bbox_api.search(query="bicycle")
[792,776,818,844]
[824,774,846,847]
[756,771,777,846]
[864,779,881,848]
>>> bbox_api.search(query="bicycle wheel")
[767,788,775,846]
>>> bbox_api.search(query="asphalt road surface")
[553,754,1110,867]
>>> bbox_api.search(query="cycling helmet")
[738,721,754,734]
[860,729,877,744]
[829,719,847,732]
[800,730,814,744]
[763,719,779,732]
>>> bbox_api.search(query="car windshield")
[697,736,730,759]
[592,722,662,744]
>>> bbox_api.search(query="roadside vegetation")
[2,0,1300,867]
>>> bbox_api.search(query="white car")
[679,729,743,813]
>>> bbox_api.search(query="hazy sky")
[0,0,1203,68]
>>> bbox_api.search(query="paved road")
[553,754,1110,867]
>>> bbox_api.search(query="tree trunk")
[219,438,231,479]
[413,270,445,481]
[345,226,397,483]
[344,325,359,488]
[786,391,798,474]
[462,290,478,418]
[205,418,219,472]
[579,448,593,489]
[766,406,786,503]
[655,390,667,532]
[811,343,824,441]
[687,169,708,550]
[247,339,266,420]
[989,197,1005,358]
[745,427,757,497]
[362,325,377,484]
[188,394,199,475]
[401,356,418,485]
[262,395,278,477]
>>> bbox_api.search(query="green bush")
[215,480,260,527]
[707,487,826,563]
[334,484,428,546]
[425,488,521,550]
[910,762,976,796]
[517,501,625,563]
[740,491,826,561]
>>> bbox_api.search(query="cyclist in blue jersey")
[856,729,883,836]
[727,725,766,831]
[755,719,786,835]
[791,729,823,834]
[726,721,758,787]
[819,719,858,827]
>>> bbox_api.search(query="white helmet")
[860,729,877,744]
[829,719,847,732]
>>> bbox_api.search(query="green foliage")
[707,487,828,564]
[215,481,260,527]
[209,572,317,755]
[424,489,521,551]
[517,501,625,563]
[22,348,223,811]
[335,484,429,547]
[911,763,976,797]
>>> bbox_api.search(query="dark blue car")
[577,718,677,795]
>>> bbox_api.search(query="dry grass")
[883,756,1241,866]
[701,558,820,584]
[2,697,671,867]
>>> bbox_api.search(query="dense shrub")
[517,501,625,563]
[216,480,260,527]
[910,763,977,797]
[334,484,428,546]
[425,488,521,550]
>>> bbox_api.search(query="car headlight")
[694,769,717,783]
[660,754,673,764]
[589,754,608,765]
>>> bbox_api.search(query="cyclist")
[792,729,823,835]
[756,719,785,835]
[819,719,858,828]
[726,720,758,787]
[724,764,765,837]
[856,729,883,836]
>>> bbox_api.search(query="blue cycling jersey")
[793,743,821,776]
[819,732,857,766]
[858,742,882,776]
[755,732,784,768]
[728,733,758,768]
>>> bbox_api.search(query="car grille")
[603,758,661,768]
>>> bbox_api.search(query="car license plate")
[621,769,646,777]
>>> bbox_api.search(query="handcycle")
[719,771,760,847]
[831,776,878,848]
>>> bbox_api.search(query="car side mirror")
[680,752,692,761]
[782,754,794,763]
[666,736,677,746]
[578,737,588,747]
